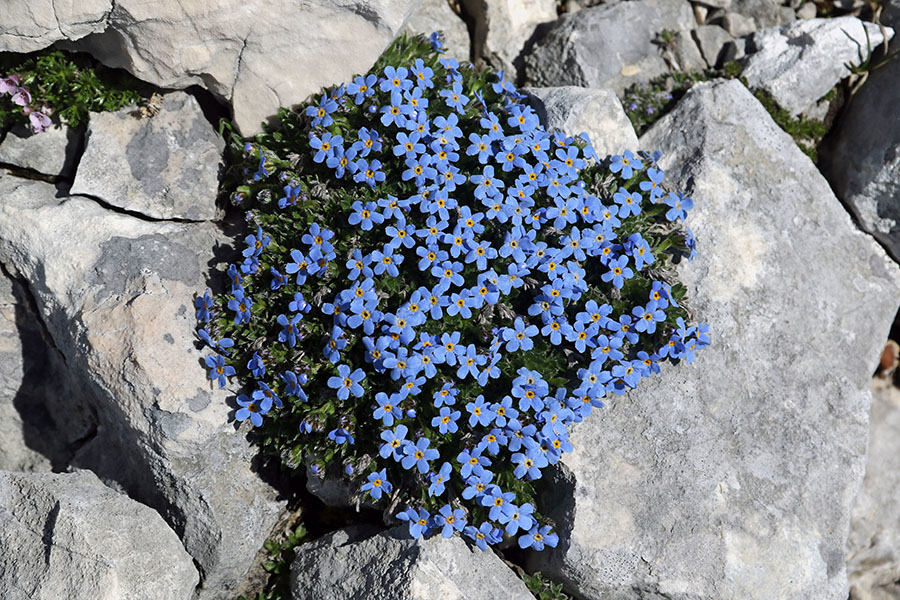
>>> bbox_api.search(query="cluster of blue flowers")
[195,33,707,553]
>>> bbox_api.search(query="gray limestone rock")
[818,35,900,263]
[693,0,731,9]
[847,379,900,600]
[742,17,894,116]
[405,0,471,61]
[0,268,94,473]
[522,86,638,158]
[291,525,534,600]
[462,0,558,76]
[693,24,735,67]
[730,0,794,28]
[1,0,424,135]
[0,124,81,179]
[0,174,285,599]
[527,79,900,600]
[0,469,198,600]
[71,92,224,221]
[524,0,695,94]
[797,1,817,18]
[710,11,757,36]
[0,0,111,52]
[672,30,709,71]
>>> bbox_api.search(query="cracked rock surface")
[0,172,284,599]
[291,525,534,600]
[527,80,900,600]
[0,0,425,135]
[0,469,199,600]
[71,92,224,221]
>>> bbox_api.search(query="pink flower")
[29,111,51,133]
[11,87,31,106]
[0,75,20,95]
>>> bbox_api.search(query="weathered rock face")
[291,525,534,600]
[0,469,198,600]
[0,173,284,599]
[731,0,795,28]
[742,17,893,116]
[71,92,224,221]
[0,124,81,179]
[0,0,111,53]
[524,0,695,94]
[818,32,900,263]
[847,379,900,600]
[522,86,638,158]
[81,0,421,135]
[692,24,734,68]
[405,0,470,61]
[0,1,423,135]
[0,270,94,473]
[462,0,558,76]
[528,80,900,600]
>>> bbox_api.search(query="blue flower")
[401,437,439,473]
[242,225,270,258]
[328,427,355,444]
[465,522,503,551]
[609,150,643,179]
[327,363,366,401]
[431,406,461,434]
[434,504,466,538]
[633,301,666,334]
[498,502,535,536]
[398,506,431,538]
[428,462,452,496]
[227,288,253,324]
[502,317,539,352]
[353,158,386,188]
[664,191,694,221]
[379,424,409,460]
[601,255,633,289]
[194,288,214,323]
[361,468,392,500]
[373,391,403,426]
[235,393,271,427]
[347,74,377,104]
[348,200,384,230]
[205,354,235,388]
[310,132,342,163]
[439,80,468,112]
[380,65,412,93]
[305,93,338,127]
[640,167,665,202]
[277,313,303,347]
[518,525,559,550]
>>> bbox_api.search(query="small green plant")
[0,49,145,132]
[238,522,308,600]
[523,571,572,600]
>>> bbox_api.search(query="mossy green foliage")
[0,49,145,129]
